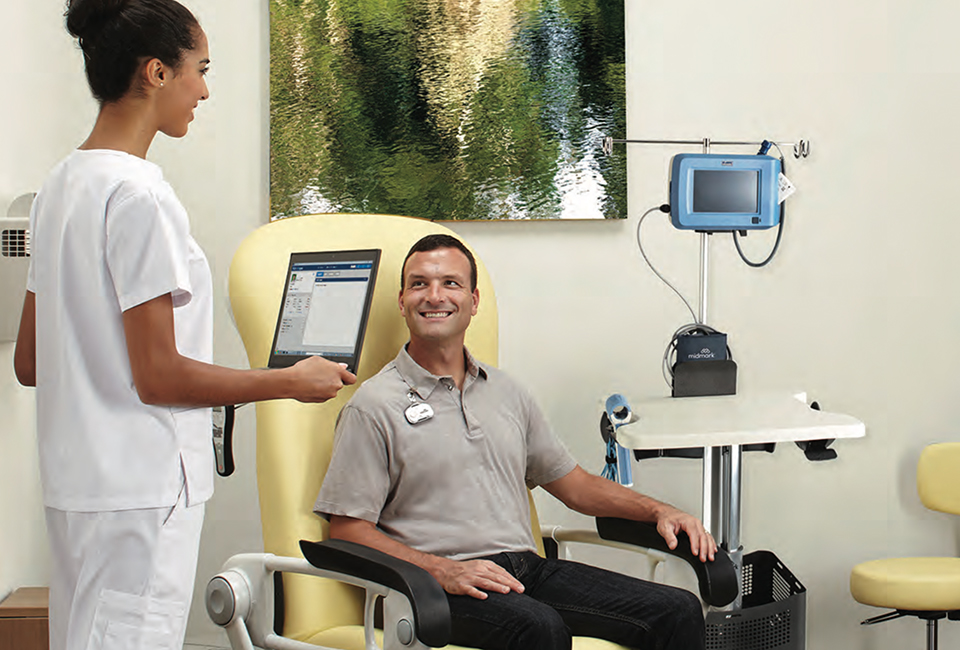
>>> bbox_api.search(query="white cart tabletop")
[613,391,865,450]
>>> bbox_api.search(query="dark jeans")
[446,552,704,650]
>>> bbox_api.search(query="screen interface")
[273,257,376,362]
[693,169,759,214]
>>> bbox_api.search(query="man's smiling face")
[399,247,479,346]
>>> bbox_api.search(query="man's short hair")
[401,234,478,291]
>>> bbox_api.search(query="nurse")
[12,1,355,649]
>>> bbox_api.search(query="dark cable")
[733,211,784,267]
[732,147,786,268]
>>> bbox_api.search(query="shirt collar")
[395,344,487,399]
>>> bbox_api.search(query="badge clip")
[405,402,434,425]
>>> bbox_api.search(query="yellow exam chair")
[204,213,736,650]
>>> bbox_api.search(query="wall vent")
[1,228,30,258]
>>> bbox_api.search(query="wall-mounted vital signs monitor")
[670,153,781,231]
[268,249,380,373]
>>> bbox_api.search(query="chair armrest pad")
[595,518,738,607]
[299,539,450,647]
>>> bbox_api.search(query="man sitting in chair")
[315,234,716,650]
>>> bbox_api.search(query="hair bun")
[65,0,129,42]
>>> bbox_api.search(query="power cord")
[636,204,698,324]
[636,204,733,388]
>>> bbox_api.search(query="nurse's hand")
[286,356,357,402]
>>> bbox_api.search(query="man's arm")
[328,515,524,600]
[542,465,717,562]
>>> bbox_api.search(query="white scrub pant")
[45,490,205,650]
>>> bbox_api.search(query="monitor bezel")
[670,153,781,232]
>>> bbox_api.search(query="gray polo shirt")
[315,346,577,561]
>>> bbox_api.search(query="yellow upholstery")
[306,627,628,650]
[850,443,960,613]
[229,213,627,649]
[850,558,960,611]
[917,442,960,515]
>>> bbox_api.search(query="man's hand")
[286,357,357,402]
[655,505,717,562]
[329,515,523,600]
[431,557,525,600]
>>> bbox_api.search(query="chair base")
[860,609,960,650]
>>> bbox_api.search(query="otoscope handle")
[213,405,236,477]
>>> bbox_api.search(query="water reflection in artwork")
[270,0,625,220]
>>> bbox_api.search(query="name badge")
[405,402,434,425]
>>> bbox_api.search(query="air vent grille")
[1,229,30,258]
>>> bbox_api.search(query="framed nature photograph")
[270,0,625,220]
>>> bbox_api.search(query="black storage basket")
[705,550,806,650]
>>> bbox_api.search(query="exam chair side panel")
[227,213,499,642]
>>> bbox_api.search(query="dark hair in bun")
[65,0,201,104]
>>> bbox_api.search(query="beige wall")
[0,0,88,610]
[3,1,960,648]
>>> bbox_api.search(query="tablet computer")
[267,249,381,373]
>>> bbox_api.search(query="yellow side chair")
[850,442,960,650]
[205,213,735,650]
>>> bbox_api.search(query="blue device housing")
[670,153,781,231]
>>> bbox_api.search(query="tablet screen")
[268,249,380,373]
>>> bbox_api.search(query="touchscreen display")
[693,169,759,214]
[269,249,380,371]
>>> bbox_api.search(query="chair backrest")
[229,214,506,641]
[917,442,960,516]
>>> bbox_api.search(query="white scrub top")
[27,149,214,511]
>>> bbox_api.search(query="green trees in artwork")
[270,0,625,220]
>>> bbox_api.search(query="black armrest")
[299,539,450,647]
[595,518,738,608]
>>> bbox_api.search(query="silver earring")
[160,82,165,87]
